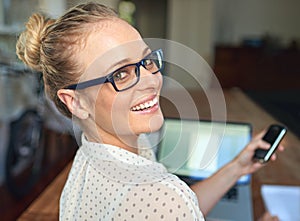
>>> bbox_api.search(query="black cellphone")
[253,124,287,163]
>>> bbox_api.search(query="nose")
[138,65,162,90]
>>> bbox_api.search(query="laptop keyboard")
[221,186,238,201]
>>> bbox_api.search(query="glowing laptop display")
[157,118,252,184]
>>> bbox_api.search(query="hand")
[233,130,285,176]
[258,212,279,221]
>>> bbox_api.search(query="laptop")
[156,118,253,221]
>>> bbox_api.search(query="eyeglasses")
[64,49,163,92]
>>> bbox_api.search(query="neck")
[83,126,139,154]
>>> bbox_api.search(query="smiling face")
[75,18,164,150]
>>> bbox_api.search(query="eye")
[143,59,154,68]
[112,69,129,82]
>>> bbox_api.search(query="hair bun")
[16,13,54,72]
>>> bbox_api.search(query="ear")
[57,89,90,120]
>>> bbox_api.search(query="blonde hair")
[16,2,118,118]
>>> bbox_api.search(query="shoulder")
[60,143,204,220]
[114,178,204,220]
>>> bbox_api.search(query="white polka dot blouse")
[59,135,204,220]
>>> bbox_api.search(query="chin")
[130,107,164,134]
[142,113,164,134]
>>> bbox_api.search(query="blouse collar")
[80,135,169,184]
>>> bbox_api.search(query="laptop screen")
[157,118,252,184]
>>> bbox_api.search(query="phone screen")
[263,125,284,143]
[254,125,287,163]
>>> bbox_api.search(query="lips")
[130,96,158,112]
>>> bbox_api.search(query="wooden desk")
[18,88,300,221]
[18,163,72,221]
[164,88,300,219]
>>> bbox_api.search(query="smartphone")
[253,124,287,163]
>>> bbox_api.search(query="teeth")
[131,97,158,111]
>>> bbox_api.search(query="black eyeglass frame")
[64,49,163,92]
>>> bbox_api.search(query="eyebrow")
[105,47,151,73]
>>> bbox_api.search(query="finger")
[253,130,267,140]
[257,140,271,150]
[248,139,270,151]
[277,144,285,152]
[270,153,277,161]
[259,211,272,220]
[252,161,266,171]
[260,212,280,221]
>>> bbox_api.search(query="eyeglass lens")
[112,50,162,91]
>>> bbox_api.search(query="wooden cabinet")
[213,46,300,90]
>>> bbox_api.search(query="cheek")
[94,91,132,133]
[90,88,117,131]
[157,72,163,89]
[111,95,130,120]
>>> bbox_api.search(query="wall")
[164,0,300,89]
[214,0,300,47]
[0,0,41,60]
[0,0,3,25]
[0,0,37,26]
[165,0,215,89]
[67,0,119,11]
[167,0,214,63]
[39,0,67,18]
[132,0,167,39]
[1,0,300,77]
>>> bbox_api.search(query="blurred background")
[0,0,299,220]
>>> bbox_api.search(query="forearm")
[190,160,242,216]
[189,131,276,216]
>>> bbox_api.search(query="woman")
[16,2,280,220]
